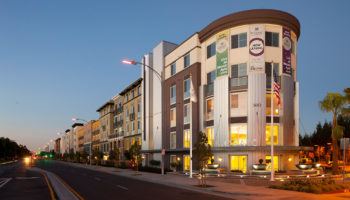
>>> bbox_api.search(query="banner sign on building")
[282,27,292,75]
[249,25,265,73]
[216,30,229,77]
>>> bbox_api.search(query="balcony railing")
[92,130,100,136]
[115,107,123,115]
[205,83,214,97]
[108,133,118,139]
[230,76,248,90]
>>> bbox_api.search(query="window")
[137,102,141,117]
[170,108,176,127]
[126,124,129,135]
[184,155,190,170]
[207,42,216,58]
[230,124,247,146]
[170,155,177,167]
[171,63,176,76]
[126,108,129,121]
[206,98,214,120]
[265,32,279,47]
[230,156,247,173]
[138,87,141,95]
[131,138,135,146]
[266,156,279,171]
[207,71,216,85]
[231,63,247,88]
[230,93,248,117]
[170,85,176,104]
[138,121,141,131]
[183,130,190,148]
[131,91,134,99]
[184,104,190,124]
[265,62,279,89]
[170,132,176,149]
[126,139,129,150]
[206,127,214,146]
[266,94,279,115]
[126,94,129,102]
[231,33,247,49]
[132,122,135,131]
[131,105,135,114]
[266,125,279,145]
[184,79,190,99]
[184,54,190,68]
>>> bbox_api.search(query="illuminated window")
[183,130,190,148]
[230,124,247,146]
[184,104,190,124]
[170,132,176,149]
[266,125,279,145]
[266,94,279,115]
[170,108,176,127]
[266,156,279,171]
[206,127,214,146]
[230,156,247,173]
[184,155,190,170]
[131,138,135,146]
[126,139,129,150]
[138,137,141,146]
[206,98,214,120]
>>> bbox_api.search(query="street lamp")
[122,58,164,176]
[72,117,92,165]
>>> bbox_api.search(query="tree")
[109,149,119,167]
[193,131,213,187]
[319,92,348,174]
[129,143,142,172]
[92,148,103,166]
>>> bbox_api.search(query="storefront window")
[266,125,279,145]
[184,155,190,171]
[206,127,214,146]
[206,98,214,120]
[266,156,279,171]
[266,93,279,115]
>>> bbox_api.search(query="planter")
[312,163,322,168]
[207,164,219,169]
[296,164,313,170]
[252,164,268,170]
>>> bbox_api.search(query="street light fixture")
[122,58,164,176]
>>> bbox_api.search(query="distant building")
[54,138,61,154]
[112,94,124,160]
[92,120,100,151]
[97,100,114,154]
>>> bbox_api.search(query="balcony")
[205,83,214,97]
[92,140,100,145]
[130,113,135,121]
[230,76,248,90]
[115,107,123,115]
[92,130,100,136]
[109,133,118,139]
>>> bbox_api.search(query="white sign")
[249,25,265,73]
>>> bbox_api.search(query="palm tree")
[319,92,347,174]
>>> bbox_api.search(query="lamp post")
[122,59,164,176]
[72,118,92,166]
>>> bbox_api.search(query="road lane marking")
[94,177,101,181]
[15,177,40,180]
[116,185,128,190]
[0,178,12,189]
[55,174,85,200]
[42,173,56,200]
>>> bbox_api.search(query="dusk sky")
[0,0,349,151]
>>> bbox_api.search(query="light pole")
[72,118,92,166]
[122,59,165,176]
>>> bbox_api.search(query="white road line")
[116,185,128,190]
[0,178,12,189]
[94,177,101,181]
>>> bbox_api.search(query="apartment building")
[91,120,100,151]
[78,128,85,154]
[71,123,83,153]
[120,78,142,152]
[112,94,124,160]
[97,100,114,154]
[54,138,61,154]
[160,9,308,172]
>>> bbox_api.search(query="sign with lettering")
[249,25,265,73]
[216,30,229,77]
[282,27,292,75]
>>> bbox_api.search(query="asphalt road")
[34,159,231,200]
[0,160,52,200]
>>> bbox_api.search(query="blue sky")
[0,0,349,151]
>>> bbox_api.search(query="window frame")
[184,78,190,100]
[170,85,176,105]
[170,108,176,127]
[171,63,176,76]
[183,103,190,124]
[170,132,176,149]
[206,42,216,59]
[184,54,190,68]
[231,32,247,49]
[183,129,190,148]
[265,31,279,47]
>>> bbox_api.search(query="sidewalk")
[56,161,350,200]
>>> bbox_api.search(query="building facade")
[71,123,83,153]
[112,94,124,160]
[92,120,100,151]
[160,9,305,172]
[97,100,114,154]
[120,78,143,152]
[54,138,61,154]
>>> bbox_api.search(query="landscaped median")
[269,178,350,194]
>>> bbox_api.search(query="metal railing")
[230,76,248,90]
[205,83,214,97]
[130,113,135,121]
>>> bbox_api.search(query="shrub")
[231,170,243,173]
[150,160,161,166]
[138,166,171,174]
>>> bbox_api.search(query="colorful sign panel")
[282,27,292,75]
[216,30,229,77]
[249,25,265,73]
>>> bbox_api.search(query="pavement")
[48,160,350,200]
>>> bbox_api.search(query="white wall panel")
[214,77,229,147]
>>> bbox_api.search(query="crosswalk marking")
[0,178,12,189]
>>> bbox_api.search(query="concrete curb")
[29,167,78,200]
